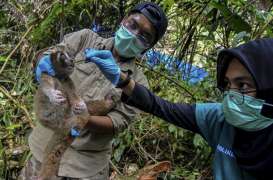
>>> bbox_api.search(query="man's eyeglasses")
[122,20,152,48]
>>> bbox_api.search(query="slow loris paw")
[72,99,87,114]
[48,89,66,105]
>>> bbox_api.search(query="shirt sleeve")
[121,83,201,133]
[195,103,225,148]
[107,69,150,135]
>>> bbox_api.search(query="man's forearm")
[85,115,114,134]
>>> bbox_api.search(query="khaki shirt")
[29,29,149,178]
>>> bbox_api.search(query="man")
[19,2,168,180]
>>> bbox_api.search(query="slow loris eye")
[59,53,67,67]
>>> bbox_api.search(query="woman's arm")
[84,51,201,133]
[120,73,200,133]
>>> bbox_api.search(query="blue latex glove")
[85,48,120,85]
[35,55,55,82]
[70,128,80,137]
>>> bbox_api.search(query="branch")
[0,25,34,75]
[135,61,196,101]
[109,160,123,175]
[254,16,273,39]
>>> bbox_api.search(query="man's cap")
[130,2,168,45]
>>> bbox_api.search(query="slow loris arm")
[61,77,80,103]
[40,73,67,105]
[78,97,117,134]
[40,73,56,95]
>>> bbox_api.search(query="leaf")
[163,0,175,11]
[0,56,7,62]
[125,132,133,145]
[193,134,205,148]
[113,144,126,162]
[6,124,21,130]
[0,100,6,106]
[210,1,251,33]
[138,161,171,180]
[232,31,250,47]
[178,129,184,137]
[168,124,177,133]
[205,7,219,33]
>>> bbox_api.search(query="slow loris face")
[52,51,74,77]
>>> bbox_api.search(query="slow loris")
[34,48,115,180]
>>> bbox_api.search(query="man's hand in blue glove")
[85,49,120,85]
[35,55,56,82]
[71,127,80,137]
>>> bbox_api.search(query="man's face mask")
[223,90,273,131]
[114,25,148,58]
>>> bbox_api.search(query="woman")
[85,38,273,179]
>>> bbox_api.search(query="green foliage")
[0,10,8,28]
[0,57,34,178]
[210,1,251,33]
[31,3,64,46]
[30,0,123,48]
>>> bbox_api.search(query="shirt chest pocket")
[70,63,98,94]
[72,63,114,100]
[84,79,114,101]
